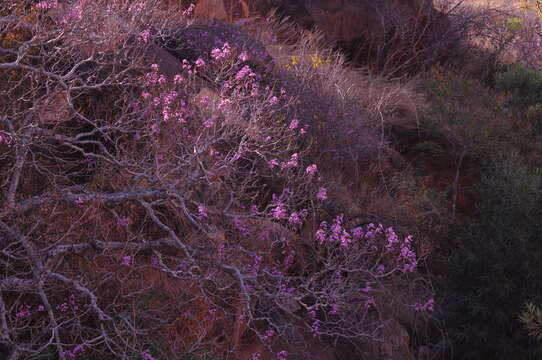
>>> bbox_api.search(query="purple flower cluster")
[182,3,195,16]
[271,202,288,220]
[275,350,288,360]
[59,345,84,359]
[211,42,232,61]
[36,0,57,9]
[121,256,131,267]
[414,298,435,312]
[315,216,419,273]
[61,0,87,25]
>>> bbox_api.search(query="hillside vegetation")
[0,0,541,359]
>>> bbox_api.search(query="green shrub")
[444,148,542,359]
[520,303,542,343]
[496,63,542,136]
[418,68,542,359]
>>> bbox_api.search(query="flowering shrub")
[288,215,433,345]
[0,1,436,359]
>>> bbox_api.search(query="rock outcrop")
[195,0,452,74]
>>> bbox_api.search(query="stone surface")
[235,0,451,74]
[164,23,273,70]
[38,93,71,124]
[195,0,229,21]
[366,319,414,360]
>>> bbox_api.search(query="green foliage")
[496,63,542,135]
[520,303,542,342]
[413,140,448,159]
[445,149,542,359]
[507,17,525,32]
[420,70,502,160]
[418,68,542,359]
[389,168,449,232]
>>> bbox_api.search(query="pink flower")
[142,349,156,360]
[197,205,208,219]
[268,158,279,169]
[238,51,249,62]
[151,63,159,72]
[288,212,302,227]
[74,197,84,204]
[16,305,31,318]
[182,3,195,16]
[145,72,158,85]
[306,164,317,176]
[121,256,131,266]
[311,320,320,337]
[276,350,288,360]
[203,118,214,128]
[315,229,326,244]
[282,153,298,169]
[289,119,299,130]
[211,48,222,60]
[236,65,252,82]
[164,90,178,105]
[269,96,279,105]
[352,227,363,238]
[271,202,287,219]
[195,57,206,67]
[117,217,129,226]
[316,187,327,200]
[36,0,57,9]
[218,98,230,110]
[141,91,151,99]
[211,43,232,61]
[426,298,435,312]
[262,329,275,341]
[60,0,85,24]
[139,29,150,43]
[174,74,184,85]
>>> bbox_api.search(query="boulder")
[194,0,229,21]
[38,93,71,124]
[162,23,273,71]
[364,319,414,360]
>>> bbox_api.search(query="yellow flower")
[310,54,323,68]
